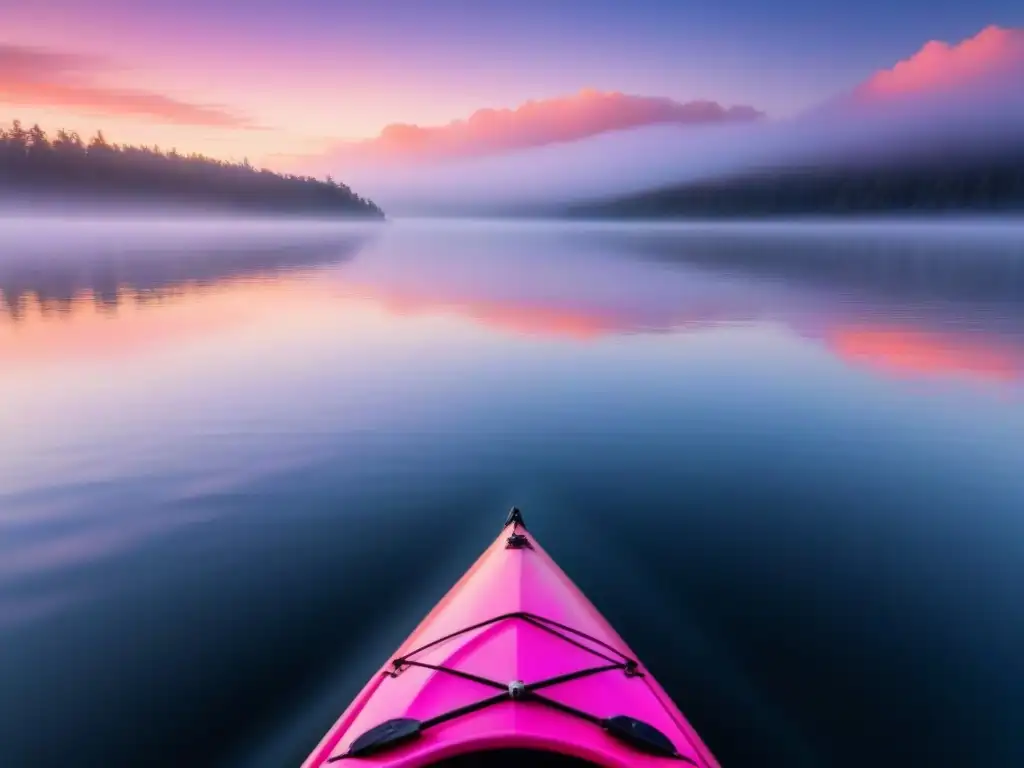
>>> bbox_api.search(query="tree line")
[570,150,1024,219]
[0,119,384,218]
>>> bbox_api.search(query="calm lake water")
[1,217,1023,767]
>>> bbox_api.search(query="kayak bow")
[303,508,719,767]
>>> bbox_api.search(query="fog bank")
[335,79,1024,216]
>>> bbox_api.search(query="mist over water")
[334,76,1024,215]
[1,216,1023,768]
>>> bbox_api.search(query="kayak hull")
[303,512,719,767]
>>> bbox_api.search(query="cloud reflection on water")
[2,219,1023,385]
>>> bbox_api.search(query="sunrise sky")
[3,0,1023,173]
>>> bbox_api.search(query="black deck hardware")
[332,717,421,760]
[330,611,694,763]
[504,506,525,528]
[506,532,532,549]
[603,715,681,758]
[504,507,531,548]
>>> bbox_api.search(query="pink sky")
[2,15,1022,175]
[0,37,763,170]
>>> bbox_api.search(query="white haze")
[0,213,380,288]
[332,82,1024,216]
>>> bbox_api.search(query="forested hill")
[0,120,384,218]
[567,147,1024,219]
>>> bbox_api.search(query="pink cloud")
[332,88,764,165]
[854,25,1024,101]
[0,43,256,128]
[0,43,100,76]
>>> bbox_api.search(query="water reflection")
[0,218,371,319]
[611,223,1024,384]
[331,221,1024,385]
[0,219,373,365]
[2,219,1023,386]
[0,219,1022,768]
[828,326,1023,382]
[0,220,375,627]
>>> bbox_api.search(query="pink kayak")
[303,509,720,767]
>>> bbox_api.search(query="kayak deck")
[303,509,719,768]
[411,749,625,766]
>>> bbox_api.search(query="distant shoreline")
[0,194,390,222]
[565,206,1024,222]
[566,153,1024,220]
[0,119,385,220]
[0,189,388,221]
